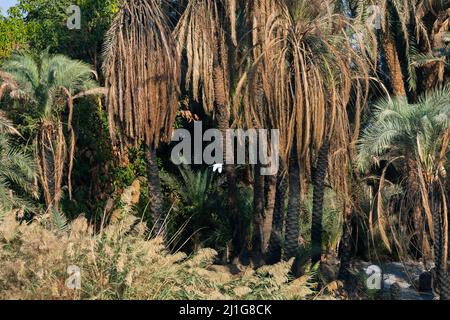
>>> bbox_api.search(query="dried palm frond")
[0,71,18,101]
[103,0,180,150]
[358,87,450,266]
[174,0,230,114]
[236,0,375,196]
[0,111,21,136]
[352,0,449,92]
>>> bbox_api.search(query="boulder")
[418,271,432,292]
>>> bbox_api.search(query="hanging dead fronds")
[103,0,180,149]
[358,86,450,264]
[36,119,66,209]
[236,0,375,194]
[174,0,230,114]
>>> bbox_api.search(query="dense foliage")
[0,0,449,300]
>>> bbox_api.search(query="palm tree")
[236,0,373,264]
[336,0,448,280]
[0,52,103,210]
[0,112,37,213]
[226,0,280,262]
[102,0,180,239]
[358,86,450,299]
[174,0,245,257]
[415,5,449,91]
[351,0,449,96]
[311,139,331,264]
[161,164,226,250]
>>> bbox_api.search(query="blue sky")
[0,0,18,14]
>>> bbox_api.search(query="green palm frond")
[1,51,103,210]
[411,52,446,67]
[2,51,100,115]
[0,111,20,135]
[50,207,69,232]
[2,53,40,90]
[406,37,419,91]
[161,165,222,218]
[0,115,37,212]
[358,87,450,172]
[45,55,97,93]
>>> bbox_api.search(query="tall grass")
[0,212,317,300]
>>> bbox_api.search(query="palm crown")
[2,51,98,117]
[358,86,450,178]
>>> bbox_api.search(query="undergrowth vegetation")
[0,0,449,301]
[0,213,317,300]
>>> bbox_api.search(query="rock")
[390,283,402,300]
[419,272,432,292]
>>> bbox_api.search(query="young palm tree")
[102,0,180,239]
[358,86,450,299]
[0,112,37,213]
[0,52,103,210]
[161,164,226,250]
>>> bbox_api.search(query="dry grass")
[0,213,317,300]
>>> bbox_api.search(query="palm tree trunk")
[423,10,449,91]
[213,55,243,258]
[251,71,267,263]
[145,144,165,240]
[382,33,406,97]
[267,160,287,264]
[285,145,300,259]
[263,174,276,253]
[338,207,353,281]
[38,121,64,210]
[41,140,57,208]
[431,181,450,300]
[311,140,330,265]
[251,163,265,264]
